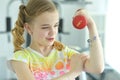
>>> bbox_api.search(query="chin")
[47,41,54,46]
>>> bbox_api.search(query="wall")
[105,0,120,73]
[57,2,89,50]
[0,0,22,79]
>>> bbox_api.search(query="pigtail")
[12,5,26,52]
[53,41,65,51]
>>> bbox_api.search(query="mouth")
[47,38,54,42]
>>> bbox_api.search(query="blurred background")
[0,0,120,80]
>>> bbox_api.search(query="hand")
[70,53,88,73]
[73,9,95,28]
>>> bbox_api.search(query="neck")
[29,42,53,57]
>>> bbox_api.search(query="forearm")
[52,71,80,80]
[87,21,104,73]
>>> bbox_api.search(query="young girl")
[9,0,104,80]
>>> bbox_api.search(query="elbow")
[94,65,105,74]
[95,67,104,74]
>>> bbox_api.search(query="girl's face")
[29,11,59,46]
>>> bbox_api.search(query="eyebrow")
[41,24,50,26]
[41,22,59,26]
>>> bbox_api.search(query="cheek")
[53,28,58,34]
[56,29,58,34]
[37,32,48,38]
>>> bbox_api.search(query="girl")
[9,0,104,80]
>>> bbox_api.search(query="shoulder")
[8,48,30,72]
[53,41,80,57]
[53,41,79,52]
[14,48,29,56]
[64,46,79,54]
[12,48,30,62]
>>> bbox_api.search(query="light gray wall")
[57,2,89,49]
[0,0,22,79]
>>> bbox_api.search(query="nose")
[49,27,57,36]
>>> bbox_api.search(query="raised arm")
[75,9,104,73]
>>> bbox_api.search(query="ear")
[24,23,33,35]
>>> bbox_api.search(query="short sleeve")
[12,50,29,64]
[63,46,80,59]
[7,49,29,72]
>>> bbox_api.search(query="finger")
[79,53,88,58]
[78,54,89,62]
[73,8,85,18]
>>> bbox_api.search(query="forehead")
[33,11,59,23]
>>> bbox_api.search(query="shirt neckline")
[27,47,55,58]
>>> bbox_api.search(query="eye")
[54,23,59,28]
[41,26,49,29]
[54,24,59,27]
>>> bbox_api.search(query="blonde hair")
[12,0,64,52]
